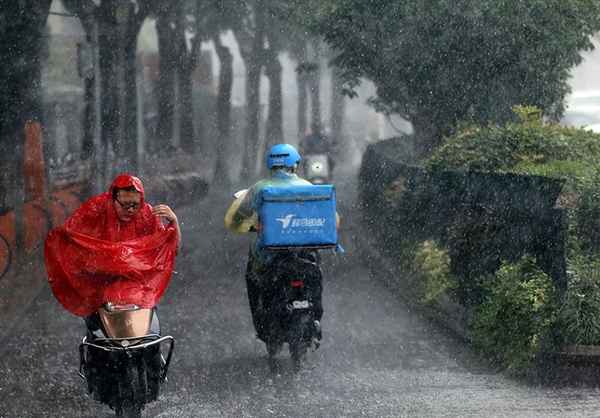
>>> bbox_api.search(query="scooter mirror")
[233,189,248,199]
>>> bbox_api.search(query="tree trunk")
[0,1,50,150]
[66,0,147,185]
[0,0,52,262]
[156,6,177,155]
[297,69,308,140]
[96,1,149,177]
[330,64,346,155]
[122,6,144,173]
[213,35,233,186]
[308,69,321,135]
[290,40,308,141]
[178,64,195,155]
[97,2,119,183]
[61,1,95,162]
[176,4,197,155]
[239,9,265,179]
[264,47,283,150]
[79,16,97,162]
[243,61,262,178]
[307,41,322,135]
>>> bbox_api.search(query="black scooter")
[257,251,323,370]
[229,190,327,370]
[79,303,174,417]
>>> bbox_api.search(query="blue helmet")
[266,144,301,169]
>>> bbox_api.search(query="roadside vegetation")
[395,107,600,374]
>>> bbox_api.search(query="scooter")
[79,303,174,418]
[260,251,322,370]
[229,190,323,370]
[302,154,331,184]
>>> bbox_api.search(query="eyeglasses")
[114,197,140,211]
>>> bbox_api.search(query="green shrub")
[427,107,600,336]
[427,106,600,189]
[413,240,457,305]
[427,109,600,256]
[388,238,419,277]
[572,173,600,254]
[559,257,600,345]
[426,110,600,254]
[471,256,558,373]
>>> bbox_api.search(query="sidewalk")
[0,248,46,341]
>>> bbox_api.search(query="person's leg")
[311,269,323,342]
[245,260,259,323]
[245,254,268,340]
[311,267,324,323]
[300,251,323,340]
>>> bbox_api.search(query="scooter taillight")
[290,280,304,288]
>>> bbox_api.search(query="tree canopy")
[302,0,600,156]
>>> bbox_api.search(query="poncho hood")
[110,173,145,202]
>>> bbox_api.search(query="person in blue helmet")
[225,144,324,345]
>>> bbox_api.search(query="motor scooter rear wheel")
[115,403,142,418]
[266,340,283,358]
[289,340,308,371]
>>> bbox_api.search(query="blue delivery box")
[258,184,337,249]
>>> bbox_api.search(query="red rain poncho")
[45,174,178,316]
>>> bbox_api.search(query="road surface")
[1,173,600,417]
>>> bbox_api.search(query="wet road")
[2,173,600,417]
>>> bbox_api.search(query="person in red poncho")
[44,174,181,317]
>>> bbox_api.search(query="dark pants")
[245,251,323,341]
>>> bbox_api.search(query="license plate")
[292,300,309,309]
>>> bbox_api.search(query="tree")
[212,34,234,185]
[152,0,202,156]
[0,1,52,158]
[291,40,309,140]
[330,59,346,149]
[64,0,152,177]
[280,4,330,140]
[263,5,286,149]
[306,39,322,135]
[293,38,323,138]
[176,1,203,155]
[0,1,52,258]
[263,43,283,148]
[194,0,248,184]
[306,0,600,157]
[155,2,179,154]
[234,0,266,178]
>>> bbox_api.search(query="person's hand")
[152,204,178,224]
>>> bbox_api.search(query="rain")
[2,1,600,417]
